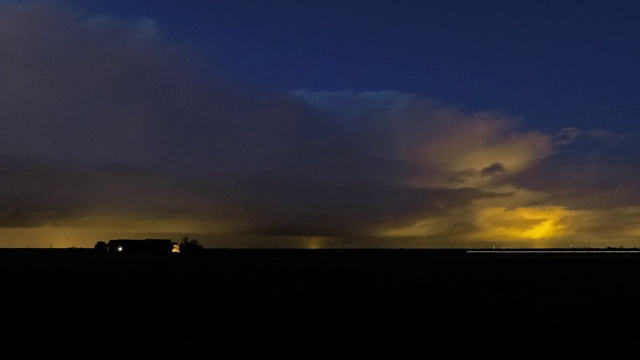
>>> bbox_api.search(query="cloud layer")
[2,2,639,248]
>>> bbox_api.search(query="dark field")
[3,248,640,357]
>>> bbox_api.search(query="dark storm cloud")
[480,163,505,177]
[0,154,200,227]
[291,89,553,187]
[0,2,579,244]
[0,1,302,170]
[0,155,84,227]
[233,177,508,237]
[0,1,519,235]
[508,130,640,210]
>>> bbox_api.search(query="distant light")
[117,246,124,252]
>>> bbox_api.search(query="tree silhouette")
[179,236,204,254]
[94,241,107,252]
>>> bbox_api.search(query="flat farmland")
[3,248,640,357]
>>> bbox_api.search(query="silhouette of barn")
[99,239,176,254]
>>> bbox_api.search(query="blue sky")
[71,0,640,133]
[1,1,640,248]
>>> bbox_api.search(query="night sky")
[2,0,640,249]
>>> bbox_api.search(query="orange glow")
[473,206,575,241]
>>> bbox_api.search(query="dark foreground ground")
[3,247,640,358]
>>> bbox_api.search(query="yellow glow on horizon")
[473,206,575,241]
[381,206,577,245]
[520,219,557,239]
[7,205,640,249]
[0,222,212,249]
[305,236,327,249]
[0,227,106,248]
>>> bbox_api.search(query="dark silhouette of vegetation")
[94,241,107,252]
[179,236,204,254]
